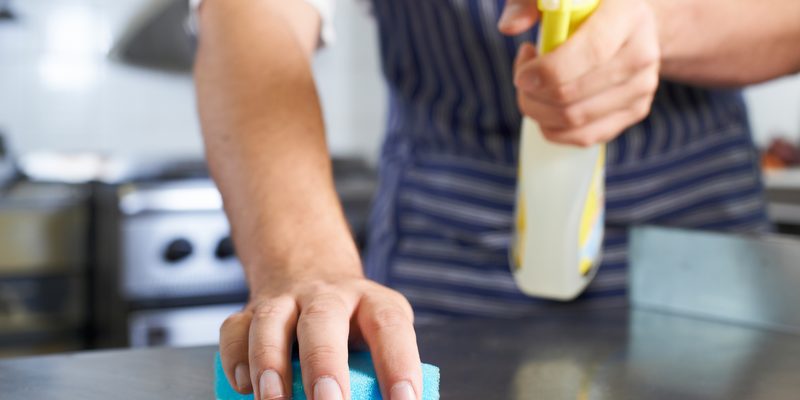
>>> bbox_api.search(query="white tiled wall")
[0,0,386,161]
[744,75,800,146]
[0,0,204,158]
[0,0,797,163]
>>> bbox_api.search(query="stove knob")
[163,238,193,263]
[215,236,236,259]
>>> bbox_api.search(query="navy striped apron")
[363,0,770,318]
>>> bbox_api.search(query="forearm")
[650,0,800,86]
[194,0,362,289]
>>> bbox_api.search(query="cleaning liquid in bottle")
[511,0,605,300]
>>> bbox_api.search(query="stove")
[90,158,376,348]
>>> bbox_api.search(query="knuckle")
[220,337,248,356]
[574,136,595,148]
[220,312,250,332]
[364,307,412,333]
[633,45,660,70]
[517,95,538,119]
[249,343,284,364]
[562,105,586,128]
[393,293,415,319]
[304,280,329,293]
[371,288,415,320]
[634,99,653,118]
[631,104,650,125]
[302,294,347,319]
[552,84,576,104]
[541,129,561,143]
[537,62,560,86]
[586,33,610,65]
[301,344,340,370]
[251,299,294,322]
[610,68,626,85]
[644,73,660,93]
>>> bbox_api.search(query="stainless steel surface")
[1,309,799,399]
[630,226,800,334]
[0,345,214,399]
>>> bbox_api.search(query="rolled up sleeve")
[188,0,335,46]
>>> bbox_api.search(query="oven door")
[128,303,243,347]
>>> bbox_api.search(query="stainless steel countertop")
[1,309,799,399]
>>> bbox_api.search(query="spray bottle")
[511,0,604,300]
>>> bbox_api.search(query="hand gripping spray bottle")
[511,0,604,300]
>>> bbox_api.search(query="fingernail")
[259,370,285,400]
[313,376,343,400]
[390,381,416,400]
[235,363,252,392]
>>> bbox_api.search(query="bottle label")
[578,148,605,275]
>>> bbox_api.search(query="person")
[191,0,800,399]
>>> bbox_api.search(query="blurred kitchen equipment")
[91,159,242,348]
[128,303,241,347]
[91,157,376,348]
[18,152,207,184]
[763,168,800,235]
[0,181,90,357]
[110,0,195,71]
[0,134,19,189]
[630,226,800,334]
[761,137,800,170]
[0,135,91,357]
[0,0,14,21]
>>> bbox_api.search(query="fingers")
[226,280,418,400]
[357,291,421,400]
[220,311,254,394]
[517,0,651,86]
[248,297,298,400]
[498,0,540,36]
[296,291,354,400]
[516,14,660,105]
[518,63,659,131]
[558,20,660,104]
[512,0,661,146]
[542,96,654,147]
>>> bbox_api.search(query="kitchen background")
[0,0,798,357]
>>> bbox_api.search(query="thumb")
[498,0,540,36]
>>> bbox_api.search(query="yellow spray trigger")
[537,0,600,55]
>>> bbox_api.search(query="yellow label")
[577,145,605,275]
[513,191,526,271]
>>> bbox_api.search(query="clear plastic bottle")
[510,0,604,300]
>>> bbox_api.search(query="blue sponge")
[214,352,440,399]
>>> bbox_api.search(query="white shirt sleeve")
[188,0,336,46]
